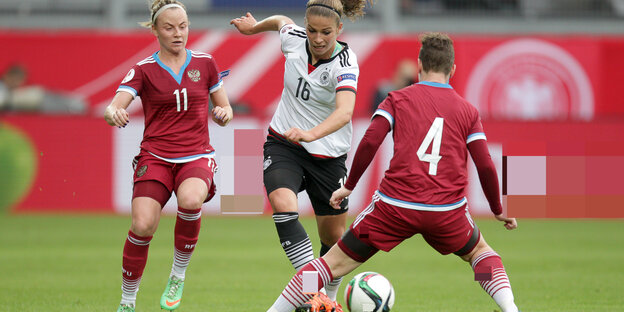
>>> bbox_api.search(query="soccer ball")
[344,272,395,312]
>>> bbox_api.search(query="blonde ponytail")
[139,0,187,28]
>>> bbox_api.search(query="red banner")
[2,31,624,217]
[2,30,624,119]
[1,115,113,212]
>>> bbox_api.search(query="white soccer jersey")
[269,24,359,158]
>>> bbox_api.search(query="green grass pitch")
[0,214,622,311]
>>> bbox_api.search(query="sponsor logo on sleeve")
[337,73,356,83]
[218,69,231,79]
[281,25,293,34]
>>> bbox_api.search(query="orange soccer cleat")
[295,292,343,312]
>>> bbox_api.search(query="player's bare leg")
[118,197,161,311]
[161,177,207,310]
[460,234,519,312]
[267,244,362,312]
[315,214,348,301]
[270,188,316,270]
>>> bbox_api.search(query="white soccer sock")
[170,248,192,280]
[170,208,201,280]
[323,276,343,301]
[120,277,140,305]
[267,295,297,312]
[492,288,518,312]
[472,251,518,312]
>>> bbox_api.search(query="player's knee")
[176,185,207,209]
[131,218,158,236]
[177,194,204,210]
[269,189,297,213]
[320,227,345,246]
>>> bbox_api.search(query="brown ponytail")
[306,0,375,22]
[340,0,375,20]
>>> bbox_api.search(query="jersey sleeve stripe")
[291,29,307,36]
[137,56,155,65]
[373,109,394,128]
[117,85,137,98]
[288,32,307,39]
[209,80,223,93]
[336,86,356,94]
[190,51,213,58]
[191,54,214,59]
[466,132,487,144]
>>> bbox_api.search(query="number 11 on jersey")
[174,88,188,112]
[417,117,444,175]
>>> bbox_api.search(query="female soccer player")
[105,1,233,311]
[230,0,373,304]
[266,33,520,312]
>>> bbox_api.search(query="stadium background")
[1,0,623,217]
[1,1,623,311]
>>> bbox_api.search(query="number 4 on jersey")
[417,117,444,175]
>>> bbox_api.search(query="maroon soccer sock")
[171,207,202,279]
[121,230,152,304]
[278,258,334,308]
[471,251,517,312]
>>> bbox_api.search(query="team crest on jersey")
[136,165,147,177]
[187,69,201,82]
[320,71,331,86]
[263,156,272,170]
[121,69,135,84]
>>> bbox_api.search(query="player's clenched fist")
[212,105,233,126]
[104,105,129,128]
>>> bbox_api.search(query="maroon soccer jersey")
[374,81,485,208]
[117,49,222,158]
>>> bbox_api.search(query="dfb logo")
[465,38,594,121]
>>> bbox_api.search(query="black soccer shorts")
[263,136,348,216]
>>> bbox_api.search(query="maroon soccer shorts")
[338,198,478,262]
[132,152,217,205]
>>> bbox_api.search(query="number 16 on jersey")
[417,117,444,176]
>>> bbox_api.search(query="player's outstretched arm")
[468,139,518,230]
[210,87,233,127]
[230,12,294,35]
[104,91,132,127]
[330,186,352,209]
[329,116,390,209]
